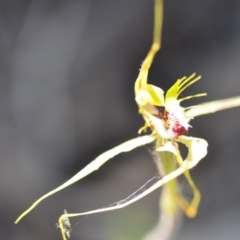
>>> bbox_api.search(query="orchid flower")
[14,1,240,240]
[135,71,208,217]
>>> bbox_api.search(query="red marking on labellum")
[172,123,188,137]
[153,109,187,137]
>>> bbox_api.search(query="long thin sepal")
[15,135,155,224]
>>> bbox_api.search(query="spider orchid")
[135,71,208,217]
[135,72,206,139]
[14,1,240,240]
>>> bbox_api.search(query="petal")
[156,136,208,217]
[185,96,240,118]
[176,135,208,163]
[61,137,208,223]
[15,135,156,224]
[175,136,207,217]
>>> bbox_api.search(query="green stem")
[144,151,180,240]
[158,151,179,216]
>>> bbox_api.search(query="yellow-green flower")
[135,73,206,139]
[14,1,240,239]
[135,71,208,217]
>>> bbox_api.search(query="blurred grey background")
[1,0,240,239]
